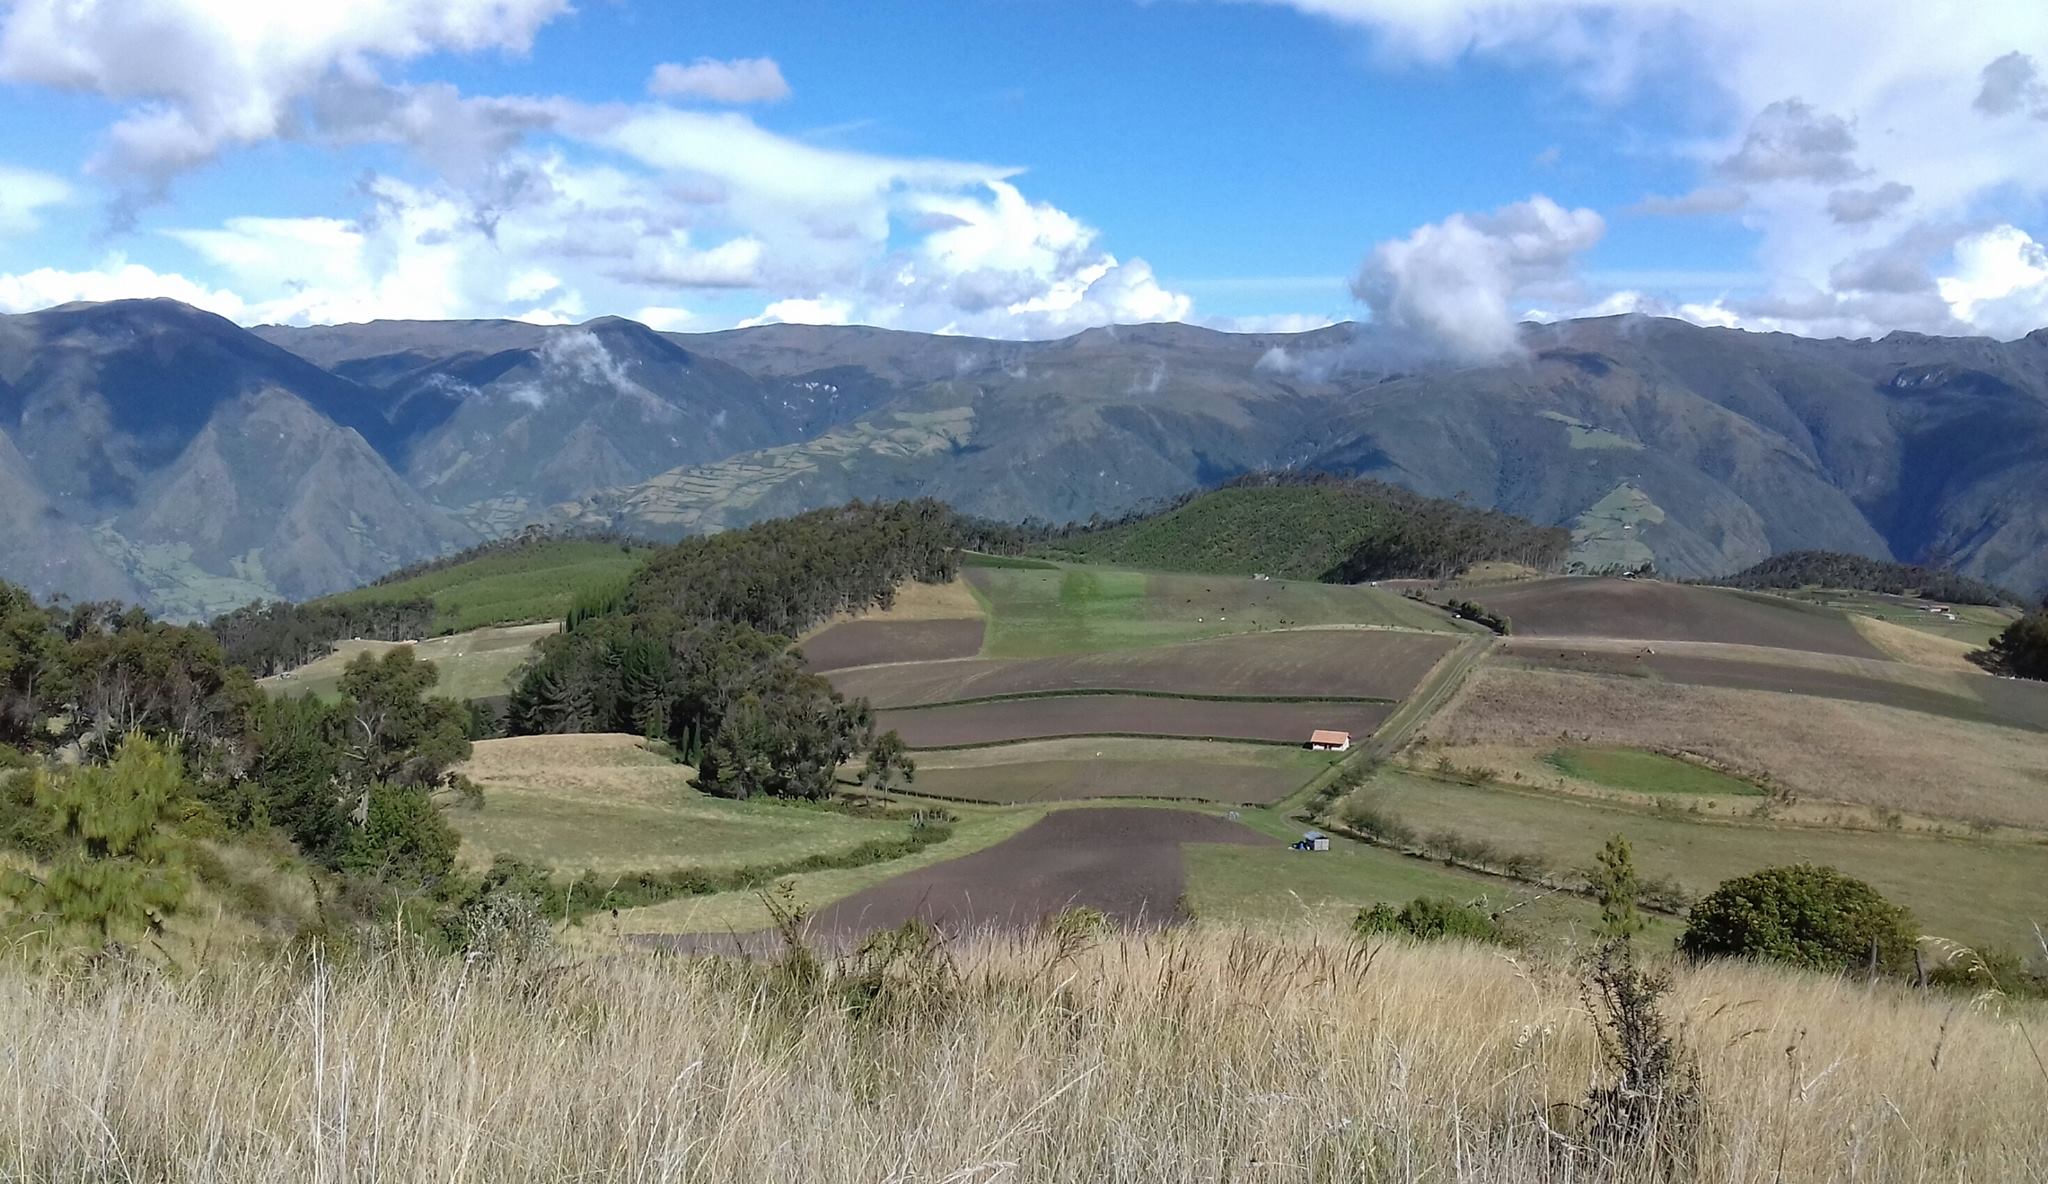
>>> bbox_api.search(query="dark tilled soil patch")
[799,619,986,671]
[876,696,1394,747]
[639,808,1269,955]
[827,629,1453,706]
[1502,643,2048,732]
[912,758,1312,806]
[1470,578,1882,659]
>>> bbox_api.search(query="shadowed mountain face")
[6,300,2046,615]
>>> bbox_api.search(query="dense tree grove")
[626,500,959,635]
[1710,550,2016,607]
[1,578,476,944]
[209,597,437,676]
[508,501,957,800]
[1039,471,1572,582]
[1992,608,2048,681]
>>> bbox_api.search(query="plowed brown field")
[877,695,1393,747]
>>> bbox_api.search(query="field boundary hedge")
[551,816,956,920]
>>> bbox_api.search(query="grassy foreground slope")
[320,539,646,634]
[6,931,2041,1181]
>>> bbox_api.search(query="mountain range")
[1,297,2043,616]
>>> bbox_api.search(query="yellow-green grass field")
[451,734,902,875]
[965,563,1460,658]
[1182,835,1669,944]
[1346,769,2048,950]
[320,539,646,634]
[259,622,555,703]
[1544,746,1765,796]
[1766,587,2019,650]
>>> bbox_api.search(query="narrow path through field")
[636,807,1269,955]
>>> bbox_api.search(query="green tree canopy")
[2,735,192,948]
[1678,864,1918,976]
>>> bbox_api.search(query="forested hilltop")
[1034,474,1571,582]
[508,500,958,798]
[1709,551,2019,607]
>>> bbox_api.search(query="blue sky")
[0,1,2043,350]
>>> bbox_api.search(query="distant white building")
[1308,729,1352,752]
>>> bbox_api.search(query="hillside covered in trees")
[1034,474,1570,583]
[1709,551,2018,607]
[508,500,958,799]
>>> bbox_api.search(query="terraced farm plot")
[827,629,1455,706]
[1426,665,2048,829]
[1467,577,1881,658]
[909,739,1336,805]
[800,619,987,671]
[966,565,1457,658]
[879,695,1393,748]
[260,622,555,702]
[1495,639,2048,732]
[452,734,900,874]
[1356,770,2048,950]
[649,807,1270,950]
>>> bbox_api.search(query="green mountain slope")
[1036,479,1568,581]
[320,538,649,634]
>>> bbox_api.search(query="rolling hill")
[5,299,2048,615]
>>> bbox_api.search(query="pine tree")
[1591,834,1647,940]
[2,735,192,949]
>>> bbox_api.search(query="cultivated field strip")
[877,694,1393,747]
[1499,641,2048,731]
[798,618,987,670]
[911,741,1327,805]
[646,808,1266,954]
[825,628,1455,705]
[1466,577,1884,658]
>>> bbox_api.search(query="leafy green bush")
[1677,864,1917,975]
[1354,896,1511,945]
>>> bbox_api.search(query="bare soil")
[876,695,1394,747]
[644,807,1270,953]
[827,629,1453,705]
[1467,577,1882,658]
[799,619,987,671]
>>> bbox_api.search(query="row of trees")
[509,501,959,800]
[1711,550,2018,607]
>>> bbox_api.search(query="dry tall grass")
[3,928,2042,1181]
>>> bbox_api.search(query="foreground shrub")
[1678,864,1917,975]
[1354,896,1511,945]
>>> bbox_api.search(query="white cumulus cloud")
[1353,195,1604,360]
[0,0,571,194]
[647,57,790,104]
